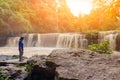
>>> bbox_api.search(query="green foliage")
[25,60,35,73]
[0,70,4,80]
[88,41,112,54]
[0,0,120,34]
[0,69,10,80]
[0,0,34,34]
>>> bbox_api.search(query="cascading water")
[5,31,120,50]
[26,34,35,47]
[35,34,41,47]
[104,34,118,50]
[6,37,19,47]
[6,33,59,47]
[56,33,88,48]
[39,33,59,47]
[5,33,88,48]
[98,31,119,50]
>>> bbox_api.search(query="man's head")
[20,37,24,41]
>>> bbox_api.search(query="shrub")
[0,69,10,80]
[88,41,112,54]
[25,60,35,73]
[0,70,4,80]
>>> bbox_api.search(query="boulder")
[47,49,120,80]
[25,49,120,80]
[25,55,56,80]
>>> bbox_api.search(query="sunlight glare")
[66,0,93,16]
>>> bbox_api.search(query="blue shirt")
[19,40,24,51]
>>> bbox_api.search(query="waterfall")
[26,34,34,47]
[6,33,59,47]
[98,31,119,50]
[56,33,88,48]
[35,34,41,47]
[5,31,120,50]
[39,33,58,47]
[5,33,88,48]
[105,34,118,50]
[6,37,19,47]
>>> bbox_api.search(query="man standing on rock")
[18,37,24,61]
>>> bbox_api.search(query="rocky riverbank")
[0,49,120,80]
[25,49,120,80]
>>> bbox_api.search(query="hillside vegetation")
[0,0,120,35]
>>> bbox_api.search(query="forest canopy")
[0,0,120,34]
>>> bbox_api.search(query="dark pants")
[19,49,23,61]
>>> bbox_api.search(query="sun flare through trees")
[0,0,120,35]
[66,0,93,16]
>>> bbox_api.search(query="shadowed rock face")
[25,49,120,80]
[25,55,56,80]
